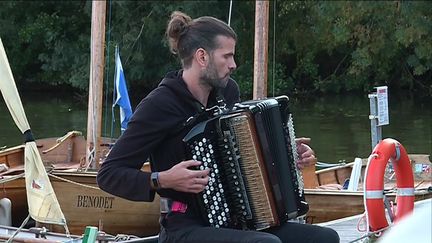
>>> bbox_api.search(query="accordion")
[183,96,308,231]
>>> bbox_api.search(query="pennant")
[113,46,132,132]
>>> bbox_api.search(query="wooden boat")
[302,154,432,224]
[39,133,160,237]
[0,132,161,237]
[0,133,92,229]
[40,170,160,237]
[38,133,161,237]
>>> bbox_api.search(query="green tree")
[0,1,91,90]
[277,1,432,95]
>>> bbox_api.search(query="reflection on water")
[0,92,430,163]
[290,93,431,163]
[0,92,88,147]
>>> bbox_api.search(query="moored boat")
[0,133,161,237]
[302,154,432,224]
[39,170,160,237]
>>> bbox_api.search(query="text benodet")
[77,195,115,209]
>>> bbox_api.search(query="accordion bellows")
[183,96,308,231]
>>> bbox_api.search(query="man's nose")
[229,59,237,71]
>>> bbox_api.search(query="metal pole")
[228,0,233,26]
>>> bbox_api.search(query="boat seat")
[316,183,343,190]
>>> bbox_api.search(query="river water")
[0,91,430,163]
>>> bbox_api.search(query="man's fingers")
[190,168,210,178]
[298,154,318,169]
[302,145,315,156]
[295,137,311,145]
[180,159,202,168]
[188,183,207,193]
[297,143,314,156]
[194,177,209,186]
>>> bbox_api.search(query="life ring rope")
[362,153,377,234]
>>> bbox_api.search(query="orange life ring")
[364,138,415,232]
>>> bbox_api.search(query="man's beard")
[200,60,229,89]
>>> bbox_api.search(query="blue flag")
[113,46,132,132]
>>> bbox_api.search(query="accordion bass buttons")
[188,136,231,228]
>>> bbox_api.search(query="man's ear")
[195,48,208,67]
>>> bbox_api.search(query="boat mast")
[86,0,106,169]
[253,0,269,99]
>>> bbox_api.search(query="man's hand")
[295,137,317,170]
[158,160,210,193]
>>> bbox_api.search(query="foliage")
[277,1,432,95]
[0,1,91,89]
[0,1,430,98]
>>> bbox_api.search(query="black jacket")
[97,70,240,225]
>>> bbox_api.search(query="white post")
[368,86,389,150]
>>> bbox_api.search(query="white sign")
[376,86,389,126]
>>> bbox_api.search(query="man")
[97,11,339,243]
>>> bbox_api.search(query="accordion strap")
[160,197,188,215]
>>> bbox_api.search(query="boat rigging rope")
[104,0,113,141]
[85,147,95,171]
[6,214,30,243]
[271,0,276,97]
[227,0,233,26]
[48,173,100,191]
[347,225,390,243]
[6,213,74,243]
[113,234,141,241]
[0,173,25,184]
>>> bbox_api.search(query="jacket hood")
[158,70,197,103]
